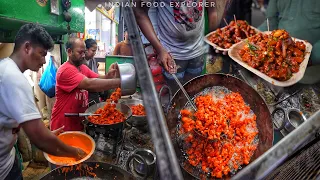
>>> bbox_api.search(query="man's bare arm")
[98,63,120,79]
[207,0,228,32]
[78,77,121,92]
[133,0,175,72]
[21,119,81,158]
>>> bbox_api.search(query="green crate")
[105,55,140,92]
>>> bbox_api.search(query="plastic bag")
[39,57,57,98]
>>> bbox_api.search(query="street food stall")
[43,4,319,180]
[0,0,319,180]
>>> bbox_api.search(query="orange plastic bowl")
[43,131,95,166]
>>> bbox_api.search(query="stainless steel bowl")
[120,99,147,127]
[272,108,307,132]
[133,148,156,176]
[285,109,307,132]
[118,63,136,96]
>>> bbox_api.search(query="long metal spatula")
[172,74,220,141]
[172,74,197,111]
[64,113,101,117]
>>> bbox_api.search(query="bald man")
[50,38,121,131]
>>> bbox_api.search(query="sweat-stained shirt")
[156,0,207,60]
[50,61,99,131]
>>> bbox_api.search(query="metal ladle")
[172,74,213,140]
[172,74,222,141]
[171,74,197,111]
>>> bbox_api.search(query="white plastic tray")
[228,32,313,87]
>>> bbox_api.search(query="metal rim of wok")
[39,161,136,180]
[120,99,148,127]
[84,102,132,128]
[165,73,274,179]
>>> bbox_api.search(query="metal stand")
[122,2,183,180]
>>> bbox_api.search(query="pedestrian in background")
[84,38,100,104]
[113,30,133,56]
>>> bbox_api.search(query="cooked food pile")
[208,20,257,49]
[131,104,146,116]
[238,29,306,81]
[180,90,258,178]
[88,88,125,125]
[108,87,122,103]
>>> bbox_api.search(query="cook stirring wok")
[50,37,121,132]
[0,23,87,180]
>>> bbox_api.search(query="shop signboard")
[88,29,100,40]
[114,7,120,23]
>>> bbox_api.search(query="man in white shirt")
[0,23,86,180]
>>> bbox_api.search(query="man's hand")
[107,63,120,78]
[22,119,90,159]
[74,148,87,160]
[52,126,64,136]
[51,126,87,160]
[63,147,88,160]
[158,49,177,74]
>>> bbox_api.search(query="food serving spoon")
[171,74,197,111]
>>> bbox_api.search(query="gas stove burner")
[86,125,123,135]
[124,127,153,150]
[86,125,124,157]
[123,142,135,151]
[95,135,123,156]
[125,122,149,133]
[129,135,147,145]
[116,150,132,170]
[86,125,124,140]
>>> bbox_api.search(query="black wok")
[166,74,274,179]
[40,162,135,180]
